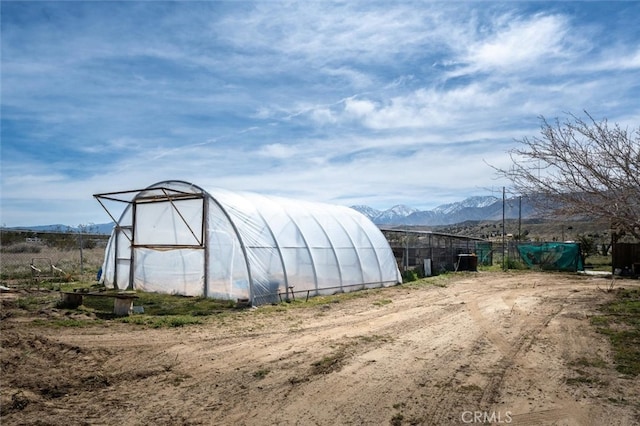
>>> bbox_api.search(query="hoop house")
[95,181,401,305]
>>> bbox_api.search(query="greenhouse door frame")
[114,225,133,290]
[94,186,209,293]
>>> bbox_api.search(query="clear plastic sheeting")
[98,180,402,305]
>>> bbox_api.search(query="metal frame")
[94,185,208,291]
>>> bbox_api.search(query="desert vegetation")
[0,229,107,284]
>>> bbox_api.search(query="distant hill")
[351,195,538,226]
[4,223,115,235]
[4,195,541,235]
[4,195,610,244]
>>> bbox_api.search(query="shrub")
[402,270,418,282]
[504,258,527,270]
[2,243,42,254]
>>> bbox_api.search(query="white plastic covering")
[100,180,401,305]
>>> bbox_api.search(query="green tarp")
[517,242,583,272]
[475,242,493,266]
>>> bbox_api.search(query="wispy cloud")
[461,13,576,73]
[1,1,639,226]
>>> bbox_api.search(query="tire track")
[465,290,567,409]
[22,272,636,426]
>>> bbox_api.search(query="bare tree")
[495,112,640,240]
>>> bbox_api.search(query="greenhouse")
[95,180,402,305]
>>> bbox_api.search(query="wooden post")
[113,297,134,316]
[61,293,83,308]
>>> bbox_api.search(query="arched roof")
[97,180,401,305]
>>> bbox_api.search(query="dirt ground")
[2,272,639,425]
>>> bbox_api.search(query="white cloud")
[216,2,435,62]
[466,13,573,72]
[323,66,373,89]
[344,98,377,119]
[256,143,299,160]
[309,107,337,124]
[586,47,640,72]
[328,83,515,130]
[1,1,639,226]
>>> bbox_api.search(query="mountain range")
[351,195,538,226]
[3,195,539,234]
[4,223,116,235]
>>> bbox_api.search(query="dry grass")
[1,247,105,283]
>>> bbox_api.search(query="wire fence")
[3,228,615,289]
[0,230,109,285]
[382,229,492,276]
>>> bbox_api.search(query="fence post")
[79,232,84,274]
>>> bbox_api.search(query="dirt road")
[2,272,639,425]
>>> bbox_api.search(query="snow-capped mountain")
[433,196,499,215]
[10,196,536,234]
[349,205,381,221]
[375,205,419,224]
[351,195,536,226]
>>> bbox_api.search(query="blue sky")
[1,1,639,227]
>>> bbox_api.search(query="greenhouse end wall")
[98,181,401,305]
